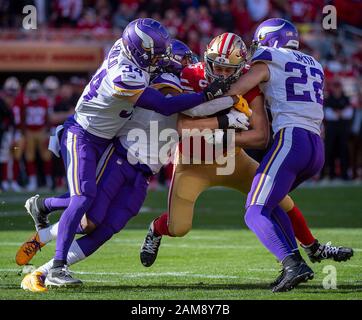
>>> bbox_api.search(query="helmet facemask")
[204,33,247,83]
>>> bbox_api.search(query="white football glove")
[226,109,249,130]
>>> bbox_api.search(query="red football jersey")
[179,62,261,162]
[12,93,24,130]
[180,62,261,103]
[180,62,208,93]
[22,96,49,130]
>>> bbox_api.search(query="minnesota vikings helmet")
[165,39,198,75]
[121,18,171,72]
[252,18,299,50]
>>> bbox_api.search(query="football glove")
[226,109,249,131]
[233,95,252,117]
[203,77,232,101]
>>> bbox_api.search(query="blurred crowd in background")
[0,0,362,192]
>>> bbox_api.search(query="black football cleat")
[140,220,162,267]
[272,262,314,293]
[270,268,285,288]
[303,240,354,263]
[272,262,314,292]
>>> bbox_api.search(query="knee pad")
[244,204,262,229]
[244,204,272,229]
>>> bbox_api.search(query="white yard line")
[248,268,278,272]
[0,268,239,279]
[2,241,361,252]
[0,241,262,250]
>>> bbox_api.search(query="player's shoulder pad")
[180,62,205,92]
[151,72,182,93]
[251,46,274,64]
[112,61,149,96]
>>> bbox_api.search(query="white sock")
[38,222,59,243]
[67,240,86,265]
[36,240,86,276]
[36,259,53,276]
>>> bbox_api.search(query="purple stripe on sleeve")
[152,77,182,91]
[113,76,145,90]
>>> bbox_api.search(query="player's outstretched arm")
[133,78,231,116]
[234,94,269,149]
[227,63,270,97]
[181,96,238,117]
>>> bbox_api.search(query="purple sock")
[54,195,94,261]
[44,192,70,213]
[244,204,293,261]
[271,206,298,251]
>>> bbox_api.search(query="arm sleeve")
[181,96,234,117]
[135,87,206,116]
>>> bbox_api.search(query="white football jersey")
[117,73,183,174]
[75,39,150,139]
[251,46,324,135]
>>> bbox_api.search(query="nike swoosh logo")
[128,75,136,79]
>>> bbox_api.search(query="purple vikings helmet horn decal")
[252,18,299,50]
[121,18,171,71]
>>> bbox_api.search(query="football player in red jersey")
[22,80,53,191]
[0,79,16,191]
[140,33,353,274]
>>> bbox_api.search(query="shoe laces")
[24,239,42,256]
[321,241,340,258]
[55,265,73,278]
[143,233,161,254]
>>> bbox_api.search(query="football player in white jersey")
[226,18,353,292]
[39,18,232,287]
[18,42,249,291]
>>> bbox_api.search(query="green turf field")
[0,186,361,300]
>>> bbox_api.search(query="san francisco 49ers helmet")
[204,32,248,81]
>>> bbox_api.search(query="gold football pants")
[167,149,295,236]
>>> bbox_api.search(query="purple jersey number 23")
[84,69,107,102]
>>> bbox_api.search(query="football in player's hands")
[233,95,252,117]
[203,78,231,101]
[226,109,249,131]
